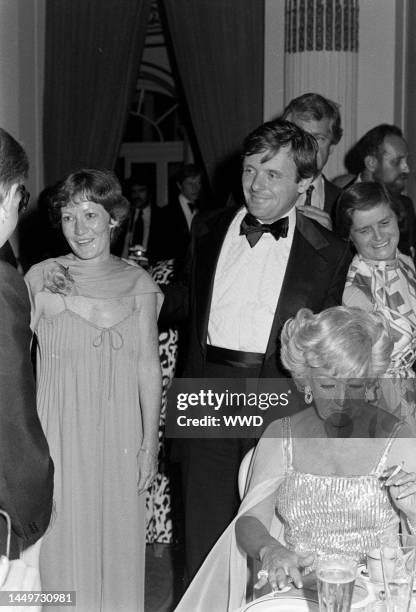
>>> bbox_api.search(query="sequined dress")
[275,418,400,563]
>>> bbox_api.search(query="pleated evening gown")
[36,303,145,612]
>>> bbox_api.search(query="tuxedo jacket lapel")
[265,211,332,360]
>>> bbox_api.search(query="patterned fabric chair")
[145,259,179,544]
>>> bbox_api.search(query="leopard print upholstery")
[145,259,178,544]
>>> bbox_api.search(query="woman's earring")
[304,385,313,405]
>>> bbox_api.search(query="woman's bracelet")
[138,447,158,459]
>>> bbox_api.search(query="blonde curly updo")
[280,306,393,380]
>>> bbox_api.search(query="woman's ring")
[257,569,269,580]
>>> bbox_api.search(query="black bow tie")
[240,213,289,247]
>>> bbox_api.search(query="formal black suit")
[390,193,416,257]
[323,175,342,216]
[163,205,351,377]
[0,261,53,558]
[113,204,168,263]
[158,197,194,261]
[161,204,352,577]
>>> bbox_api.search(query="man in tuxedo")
[282,92,343,226]
[162,120,352,578]
[119,174,165,262]
[0,127,53,558]
[339,124,416,258]
[162,164,203,261]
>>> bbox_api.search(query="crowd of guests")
[0,91,416,612]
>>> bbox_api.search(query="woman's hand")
[382,464,416,518]
[136,447,158,494]
[254,542,315,592]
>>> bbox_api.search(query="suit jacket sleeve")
[158,208,215,326]
[158,214,205,327]
[322,242,353,308]
[0,262,53,556]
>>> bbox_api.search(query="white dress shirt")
[178,193,196,230]
[207,206,297,352]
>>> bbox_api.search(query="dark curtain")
[405,2,416,206]
[163,0,264,204]
[43,0,151,186]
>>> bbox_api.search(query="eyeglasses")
[17,185,30,213]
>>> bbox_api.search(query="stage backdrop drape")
[43,0,151,186]
[163,0,264,203]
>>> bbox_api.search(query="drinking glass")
[316,555,357,611]
[380,543,416,612]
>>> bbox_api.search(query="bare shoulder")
[260,417,285,440]
[388,425,416,470]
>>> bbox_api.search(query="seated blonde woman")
[175,307,416,612]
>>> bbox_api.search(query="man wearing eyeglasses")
[0,127,53,559]
[339,124,416,259]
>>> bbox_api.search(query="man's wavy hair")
[242,119,318,182]
[281,306,393,380]
[282,92,343,145]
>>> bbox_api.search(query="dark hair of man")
[243,119,318,182]
[175,164,202,185]
[49,169,130,242]
[124,174,151,194]
[282,93,343,145]
[357,124,403,165]
[335,181,399,240]
[0,127,28,192]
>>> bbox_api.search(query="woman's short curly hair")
[48,169,130,242]
[280,306,393,380]
[335,181,398,240]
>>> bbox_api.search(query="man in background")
[282,92,343,228]
[162,164,204,261]
[119,174,165,263]
[341,124,416,258]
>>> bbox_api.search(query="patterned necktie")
[240,213,289,248]
[304,185,314,207]
[132,209,144,246]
